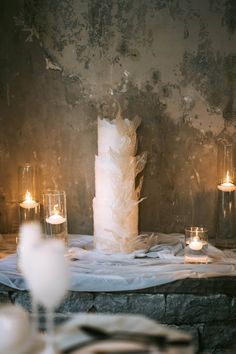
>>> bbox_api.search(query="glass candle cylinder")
[185,227,208,264]
[216,140,236,248]
[42,191,68,244]
[18,164,40,224]
[217,141,235,187]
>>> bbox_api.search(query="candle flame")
[226,171,230,184]
[53,204,59,215]
[25,190,33,201]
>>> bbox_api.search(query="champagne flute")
[27,239,70,352]
[18,222,42,335]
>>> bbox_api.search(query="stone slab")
[165,294,230,324]
[2,277,236,353]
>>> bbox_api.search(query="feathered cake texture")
[93,112,147,253]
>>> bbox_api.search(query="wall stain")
[224,0,236,35]
[0,0,235,235]
[180,23,236,119]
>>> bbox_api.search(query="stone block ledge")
[1,277,236,353]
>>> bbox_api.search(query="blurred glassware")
[18,163,40,225]
[42,190,68,245]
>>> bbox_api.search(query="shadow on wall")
[0,200,18,234]
[139,189,218,238]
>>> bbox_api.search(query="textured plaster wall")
[0,0,236,236]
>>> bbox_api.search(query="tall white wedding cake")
[93,111,146,253]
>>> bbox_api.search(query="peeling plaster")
[23,0,236,128]
[45,57,62,71]
[0,0,235,236]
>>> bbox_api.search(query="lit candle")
[46,204,66,225]
[189,236,203,251]
[19,191,38,209]
[218,171,236,192]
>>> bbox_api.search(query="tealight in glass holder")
[18,164,40,225]
[216,141,236,248]
[185,227,208,264]
[42,191,68,244]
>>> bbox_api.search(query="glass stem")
[31,297,38,335]
[46,306,55,346]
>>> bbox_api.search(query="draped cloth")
[0,234,236,292]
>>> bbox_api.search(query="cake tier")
[98,118,137,156]
[93,197,138,253]
[95,155,136,201]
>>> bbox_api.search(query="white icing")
[95,155,136,202]
[94,116,145,253]
[97,117,137,156]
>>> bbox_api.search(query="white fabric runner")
[1,233,236,292]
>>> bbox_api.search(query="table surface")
[1,233,236,295]
[1,235,235,354]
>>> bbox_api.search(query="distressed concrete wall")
[0,0,236,235]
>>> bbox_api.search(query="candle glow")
[218,171,236,192]
[19,190,38,209]
[46,204,66,225]
[189,236,203,251]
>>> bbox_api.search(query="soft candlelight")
[43,191,68,244]
[189,236,203,251]
[46,204,66,225]
[217,171,236,192]
[216,140,236,248]
[185,227,208,264]
[20,190,39,209]
[18,164,39,226]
